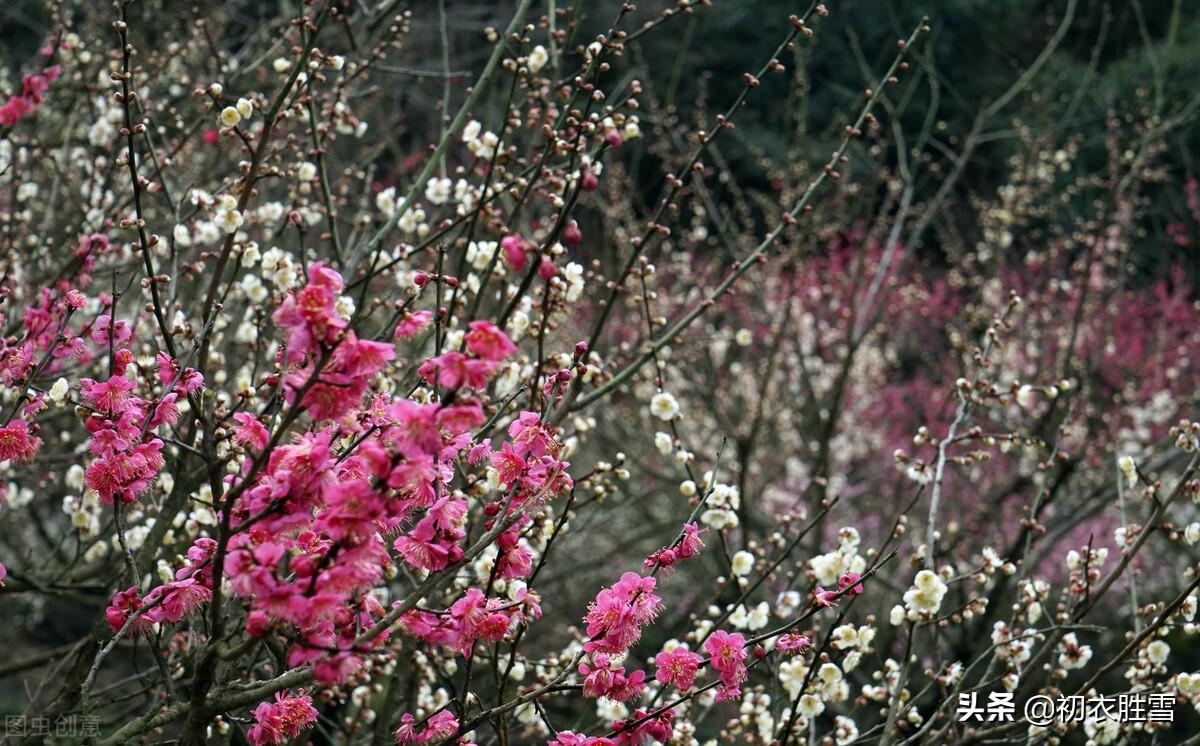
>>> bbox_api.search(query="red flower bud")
[563,220,583,246]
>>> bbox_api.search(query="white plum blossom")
[650,391,680,421]
[903,570,948,619]
[527,45,549,73]
[218,105,241,127]
[425,177,452,205]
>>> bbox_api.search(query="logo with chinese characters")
[956,692,1175,726]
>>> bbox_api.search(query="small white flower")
[237,243,259,269]
[66,464,86,490]
[818,662,842,685]
[728,604,750,629]
[1057,633,1092,670]
[1182,594,1197,623]
[1118,455,1137,486]
[48,377,70,404]
[903,570,948,618]
[650,391,680,421]
[731,551,754,577]
[425,177,452,205]
[776,591,801,617]
[834,716,859,746]
[272,57,291,73]
[218,106,241,128]
[375,186,397,217]
[831,624,859,650]
[297,161,318,181]
[797,693,824,719]
[1146,640,1170,665]
[462,119,482,143]
[1065,549,1081,570]
[215,206,243,234]
[236,97,253,119]
[527,45,549,73]
[1178,671,1200,698]
[1016,384,1036,409]
[654,431,673,454]
[746,601,770,630]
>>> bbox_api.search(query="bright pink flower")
[393,710,459,743]
[813,586,839,607]
[583,572,662,654]
[279,332,391,421]
[0,419,42,462]
[579,656,615,698]
[467,439,492,464]
[465,320,517,361]
[155,352,204,394]
[0,561,6,585]
[436,400,486,433]
[245,610,272,637]
[65,289,87,309]
[272,261,347,353]
[394,512,461,572]
[232,412,271,451]
[394,309,433,340]
[150,577,212,623]
[21,65,59,103]
[334,336,396,377]
[393,714,421,743]
[549,732,615,746]
[490,442,526,485]
[776,632,812,654]
[246,691,318,746]
[501,234,528,271]
[494,527,532,579]
[80,374,137,414]
[606,667,646,702]
[654,645,702,690]
[611,708,673,746]
[838,571,865,595]
[418,351,495,390]
[89,314,132,346]
[421,710,459,742]
[578,654,645,701]
[104,586,154,635]
[148,393,180,429]
[677,523,705,558]
[644,522,705,570]
[703,630,747,701]
[0,95,33,126]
